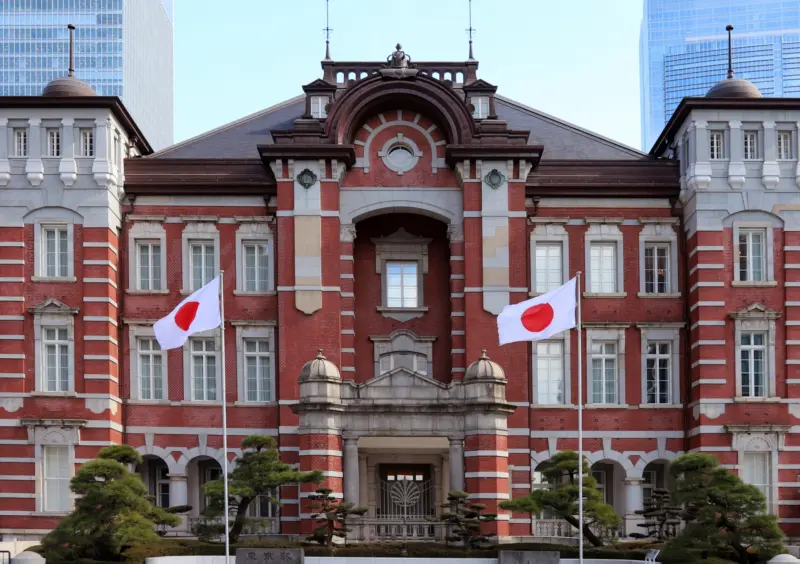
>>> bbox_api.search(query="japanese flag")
[497,277,577,345]
[154,276,221,350]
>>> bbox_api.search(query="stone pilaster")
[25,118,43,187]
[59,117,77,187]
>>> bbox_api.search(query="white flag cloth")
[154,276,221,350]
[497,277,577,345]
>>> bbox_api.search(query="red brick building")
[1,44,799,542]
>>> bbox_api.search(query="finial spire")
[466,0,476,60]
[726,24,734,79]
[323,0,333,60]
[67,24,75,77]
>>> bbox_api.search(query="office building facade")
[640,0,800,150]
[0,0,173,149]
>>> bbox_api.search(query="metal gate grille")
[373,464,437,539]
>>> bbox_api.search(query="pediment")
[730,303,781,320]
[362,367,446,390]
[302,78,337,93]
[28,298,78,315]
[349,367,461,403]
[463,78,497,92]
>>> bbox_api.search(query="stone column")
[762,121,780,190]
[92,117,112,187]
[25,117,43,186]
[343,437,359,504]
[358,454,367,509]
[59,117,77,186]
[448,437,464,492]
[168,473,189,531]
[623,477,645,537]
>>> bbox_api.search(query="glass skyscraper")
[640,0,800,151]
[0,0,174,150]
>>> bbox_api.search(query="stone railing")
[186,516,279,539]
[353,518,446,541]
[532,519,625,541]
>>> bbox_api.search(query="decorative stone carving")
[340,223,357,243]
[745,436,771,451]
[692,402,726,420]
[39,429,69,446]
[296,168,318,189]
[0,397,23,413]
[372,228,431,274]
[379,43,418,79]
[446,222,464,242]
[484,168,506,189]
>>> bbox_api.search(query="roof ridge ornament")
[379,43,419,80]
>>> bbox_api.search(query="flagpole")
[576,271,584,564]
[219,271,231,563]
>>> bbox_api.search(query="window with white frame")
[643,469,657,502]
[741,451,771,508]
[200,462,221,512]
[42,226,69,278]
[242,242,269,292]
[644,244,670,294]
[373,229,429,317]
[139,338,164,401]
[190,240,215,291]
[592,469,609,504]
[738,229,766,282]
[43,327,70,392]
[740,331,766,398]
[709,130,724,160]
[46,128,61,157]
[190,338,217,401]
[535,341,564,404]
[591,341,617,404]
[645,342,671,404]
[244,339,272,402]
[534,243,563,294]
[43,445,71,512]
[372,330,433,378]
[247,492,277,518]
[137,241,162,291]
[589,243,616,293]
[386,261,418,308]
[778,131,792,160]
[79,128,94,157]
[13,128,27,157]
[310,96,328,119]
[743,131,759,160]
[472,96,489,119]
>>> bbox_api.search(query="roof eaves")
[495,94,650,159]
[148,94,305,158]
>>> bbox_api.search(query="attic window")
[472,96,489,119]
[310,96,328,119]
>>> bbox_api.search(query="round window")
[386,146,415,170]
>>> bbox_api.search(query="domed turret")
[42,24,96,98]
[706,24,761,100]
[464,350,505,381]
[299,349,340,382]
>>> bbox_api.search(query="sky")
[173,0,644,150]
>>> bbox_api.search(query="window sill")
[127,288,169,295]
[582,292,627,299]
[733,396,781,403]
[731,281,778,287]
[377,306,428,322]
[637,292,682,299]
[531,403,576,409]
[178,400,223,406]
[31,276,76,283]
[585,403,629,409]
[126,399,170,405]
[233,401,277,407]
[233,290,277,296]
[637,403,682,409]
[31,391,77,398]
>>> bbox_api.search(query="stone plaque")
[235,548,304,564]
[498,550,560,564]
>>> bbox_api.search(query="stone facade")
[0,52,798,542]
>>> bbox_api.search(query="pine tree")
[306,487,368,547]
[41,445,180,562]
[202,435,323,544]
[500,450,621,547]
[663,453,784,564]
[630,487,682,541]
[432,490,497,548]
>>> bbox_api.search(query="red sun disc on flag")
[174,301,200,331]
[521,303,554,333]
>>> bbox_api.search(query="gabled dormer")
[462,78,497,120]
[302,78,337,120]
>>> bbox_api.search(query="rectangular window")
[247,493,277,517]
[43,445,70,512]
[592,470,609,504]
[536,341,564,404]
[645,342,671,404]
[43,226,69,278]
[156,465,170,508]
[738,229,766,282]
[778,132,792,160]
[113,134,120,168]
[742,452,771,509]
[386,261,418,308]
[643,469,657,503]
[740,332,766,398]
[590,341,617,404]
[191,338,217,401]
[46,128,60,157]
[709,131,724,160]
[534,243,562,294]
[79,128,94,157]
[644,244,670,294]
[243,242,269,292]
[43,327,69,392]
[589,243,616,293]
[138,338,164,400]
[190,241,215,291]
[310,96,328,119]
[743,131,758,160]
[13,128,27,156]
[244,339,272,402]
[137,241,162,291]
[472,96,489,119]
